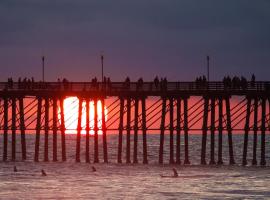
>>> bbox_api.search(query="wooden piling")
[126,98,131,163]
[19,98,26,160]
[3,98,8,161]
[94,99,99,163]
[85,99,90,163]
[252,98,258,165]
[101,98,108,163]
[209,98,216,165]
[217,98,223,165]
[118,98,124,163]
[242,98,251,166]
[225,97,235,164]
[176,98,181,164]
[183,97,190,164]
[76,98,83,162]
[169,98,174,164]
[260,98,266,166]
[60,98,66,161]
[142,97,148,164]
[159,98,166,164]
[201,97,209,165]
[133,98,139,164]
[11,98,16,161]
[35,98,42,162]
[44,98,49,162]
[52,98,58,161]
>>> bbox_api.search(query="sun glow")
[60,97,108,134]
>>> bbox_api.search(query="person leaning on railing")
[136,78,143,91]
[154,76,159,90]
[223,76,232,89]
[124,77,130,90]
[251,74,255,87]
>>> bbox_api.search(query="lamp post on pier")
[207,55,210,82]
[101,52,104,82]
[42,56,45,82]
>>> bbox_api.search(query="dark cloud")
[0,0,270,81]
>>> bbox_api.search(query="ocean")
[0,133,270,199]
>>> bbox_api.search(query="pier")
[0,81,270,165]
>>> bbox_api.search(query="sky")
[0,0,270,81]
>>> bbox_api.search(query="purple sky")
[0,1,270,81]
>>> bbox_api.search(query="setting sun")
[59,97,108,134]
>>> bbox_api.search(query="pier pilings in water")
[0,81,269,165]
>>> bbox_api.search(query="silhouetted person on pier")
[18,78,22,89]
[107,77,111,91]
[103,76,107,90]
[91,77,98,89]
[241,76,247,90]
[154,76,159,89]
[232,76,241,89]
[27,79,31,89]
[137,78,143,90]
[41,169,47,176]
[63,78,70,90]
[14,166,18,172]
[159,77,167,90]
[202,75,207,88]
[57,78,61,90]
[124,77,131,89]
[251,74,255,87]
[7,78,13,89]
[223,76,231,89]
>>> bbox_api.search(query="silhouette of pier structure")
[0,81,270,166]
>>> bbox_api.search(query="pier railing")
[0,81,270,92]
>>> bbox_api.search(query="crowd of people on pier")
[195,76,207,89]
[4,77,73,90]
[2,74,267,92]
[193,74,257,90]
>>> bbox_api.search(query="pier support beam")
[11,98,16,161]
[260,98,266,166]
[102,98,108,163]
[76,98,83,162]
[209,98,216,165]
[225,97,235,165]
[126,98,131,163]
[44,98,49,162]
[201,97,209,165]
[159,98,166,164]
[118,98,124,163]
[85,99,90,163]
[242,98,251,166]
[169,98,174,164]
[60,98,66,161]
[35,98,42,162]
[252,98,258,165]
[176,98,181,164]
[94,99,99,163]
[53,98,58,161]
[133,98,139,164]
[183,97,190,164]
[142,97,148,164]
[217,98,223,165]
[19,98,26,160]
[3,98,8,161]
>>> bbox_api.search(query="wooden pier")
[0,81,270,165]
